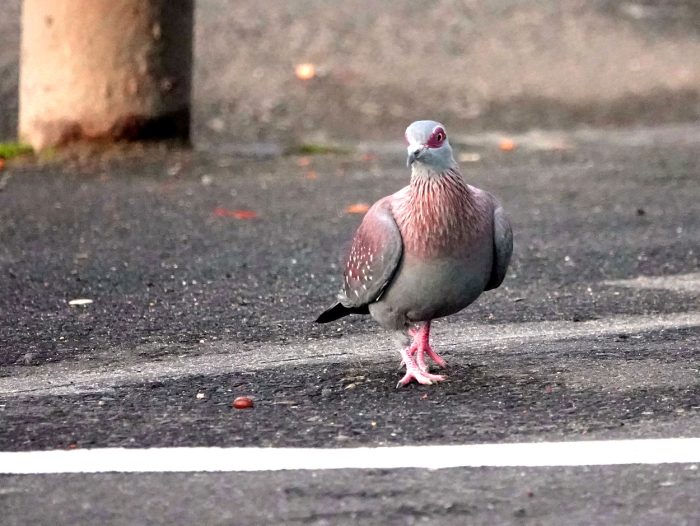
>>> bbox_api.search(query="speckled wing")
[339,198,403,308]
[485,199,513,291]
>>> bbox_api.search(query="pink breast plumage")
[393,170,487,259]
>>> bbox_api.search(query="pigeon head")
[405,120,456,172]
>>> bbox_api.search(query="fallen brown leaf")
[345,203,370,214]
[214,207,258,220]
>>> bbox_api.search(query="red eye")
[426,127,446,148]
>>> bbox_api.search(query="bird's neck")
[409,161,458,181]
[394,166,486,258]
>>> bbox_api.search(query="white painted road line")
[604,273,700,294]
[2,310,700,398]
[1,438,699,474]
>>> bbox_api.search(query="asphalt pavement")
[1,124,699,524]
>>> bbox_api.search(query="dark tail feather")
[315,302,351,323]
[315,302,368,323]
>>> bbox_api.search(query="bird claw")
[396,370,446,388]
[397,342,446,387]
[423,346,447,369]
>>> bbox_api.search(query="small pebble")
[499,138,517,151]
[68,298,93,306]
[232,396,254,409]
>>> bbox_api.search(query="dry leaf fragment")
[345,203,370,214]
[214,207,258,220]
[231,210,258,220]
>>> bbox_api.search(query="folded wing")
[316,198,403,322]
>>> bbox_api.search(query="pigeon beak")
[407,145,426,166]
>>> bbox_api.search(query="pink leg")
[409,321,447,372]
[396,346,446,387]
[399,338,419,370]
[396,321,448,386]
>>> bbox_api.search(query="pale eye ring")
[435,132,444,142]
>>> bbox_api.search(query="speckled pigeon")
[317,120,513,386]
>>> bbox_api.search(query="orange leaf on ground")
[213,207,258,220]
[305,170,318,180]
[295,63,316,80]
[346,203,370,214]
[0,158,5,170]
[296,156,312,167]
[499,138,517,151]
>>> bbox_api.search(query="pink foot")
[396,343,446,387]
[396,368,446,387]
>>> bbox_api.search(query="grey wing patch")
[485,201,513,291]
[339,200,403,308]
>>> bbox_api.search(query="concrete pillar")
[19,0,193,150]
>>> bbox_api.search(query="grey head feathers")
[405,120,457,173]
